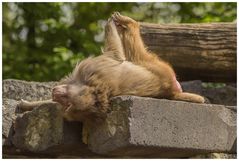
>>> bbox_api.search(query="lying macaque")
[112,12,204,103]
[19,14,205,144]
[19,15,205,123]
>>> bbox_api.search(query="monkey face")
[52,84,69,106]
[52,84,96,113]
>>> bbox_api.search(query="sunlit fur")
[19,16,204,122]
[112,12,205,103]
[57,19,165,121]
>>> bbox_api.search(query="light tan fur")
[112,12,205,103]
[59,19,166,121]
[19,19,163,121]
[18,14,206,145]
[19,15,205,123]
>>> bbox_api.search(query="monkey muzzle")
[52,85,72,111]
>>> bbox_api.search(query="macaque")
[111,12,205,103]
[19,18,166,121]
[19,14,205,123]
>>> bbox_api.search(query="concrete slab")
[88,96,236,158]
[13,102,63,152]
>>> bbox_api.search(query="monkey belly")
[114,62,162,96]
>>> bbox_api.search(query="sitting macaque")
[19,14,205,123]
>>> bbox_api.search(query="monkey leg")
[172,92,205,103]
[103,18,125,61]
[18,99,54,111]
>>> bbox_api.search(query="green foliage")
[202,83,226,89]
[3,2,236,81]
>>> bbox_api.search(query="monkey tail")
[172,92,205,103]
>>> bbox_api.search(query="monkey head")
[52,84,96,113]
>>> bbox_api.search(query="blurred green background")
[3,2,237,82]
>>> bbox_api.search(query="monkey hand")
[105,16,119,36]
[17,99,32,112]
[112,12,137,29]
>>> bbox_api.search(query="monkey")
[19,18,158,143]
[111,12,205,103]
[18,15,205,145]
[19,18,167,122]
[19,15,205,123]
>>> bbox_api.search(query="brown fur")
[19,19,162,121]
[58,19,166,121]
[112,12,205,103]
[19,15,205,122]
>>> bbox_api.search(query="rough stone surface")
[13,102,63,152]
[2,79,104,158]
[191,153,237,159]
[181,80,236,106]
[202,85,237,106]
[88,96,236,158]
[2,99,19,146]
[2,79,237,158]
[3,79,58,148]
[181,80,203,95]
[3,79,57,101]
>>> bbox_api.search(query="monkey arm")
[18,99,54,111]
[102,18,125,62]
[112,12,148,63]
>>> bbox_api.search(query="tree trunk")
[140,23,236,82]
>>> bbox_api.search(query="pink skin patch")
[52,85,70,108]
[173,75,183,92]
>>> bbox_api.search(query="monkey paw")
[105,17,118,36]
[17,99,31,112]
[112,12,135,28]
[18,99,29,108]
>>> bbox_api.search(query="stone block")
[3,79,57,101]
[13,102,63,152]
[88,96,236,158]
